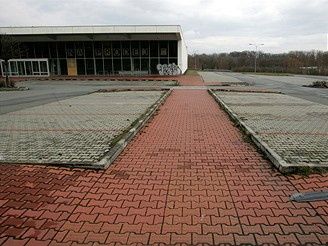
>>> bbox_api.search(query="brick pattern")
[0,86,327,245]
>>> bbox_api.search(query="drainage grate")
[290,190,328,202]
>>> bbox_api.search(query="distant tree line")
[189,50,328,75]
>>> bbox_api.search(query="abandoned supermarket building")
[0,25,188,77]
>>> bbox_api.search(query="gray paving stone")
[0,91,164,165]
[214,91,328,166]
[198,71,243,83]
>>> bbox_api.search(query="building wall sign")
[77,49,84,57]
[142,48,149,56]
[113,48,120,57]
[95,48,102,57]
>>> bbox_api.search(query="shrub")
[310,81,328,88]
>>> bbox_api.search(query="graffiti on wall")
[157,63,181,76]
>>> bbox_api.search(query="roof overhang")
[0,25,184,42]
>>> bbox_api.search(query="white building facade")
[0,25,188,77]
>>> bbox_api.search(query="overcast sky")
[0,0,327,54]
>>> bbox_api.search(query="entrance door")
[67,58,77,76]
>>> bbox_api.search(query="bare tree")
[0,34,21,87]
[188,50,328,75]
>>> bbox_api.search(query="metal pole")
[193,50,198,70]
[249,44,264,73]
[194,55,196,69]
[255,45,257,73]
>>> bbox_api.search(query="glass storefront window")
[150,41,158,57]
[76,42,84,58]
[26,43,35,58]
[169,41,178,57]
[150,58,159,74]
[159,41,168,57]
[160,58,169,65]
[122,59,131,71]
[59,59,68,75]
[140,41,149,57]
[1,59,50,77]
[95,59,104,75]
[86,59,95,75]
[141,59,149,72]
[169,58,178,65]
[49,43,57,58]
[41,43,49,58]
[94,42,103,58]
[57,43,66,58]
[15,40,179,75]
[25,61,32,75]
[32,61,39,74]
[77,59,85,75]
[34,42,42,58]
[103,42,112,58]
[112,42,121,57]
[18,61,25,75]
[132,58,140,71]
[10,62,18,75]
[131,41,139,57]
[66,42,75,58]
[113,59,121,73]
[122,42,130,58]
[85,43,93,58]
[104,59,112,75]
[40,61,48,75]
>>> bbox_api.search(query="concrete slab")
[0,90,170,168]
[210,90,328,172]
[198,71,245,83]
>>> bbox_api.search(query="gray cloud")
[0,0,327,53]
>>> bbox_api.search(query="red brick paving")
[1,76,328,245]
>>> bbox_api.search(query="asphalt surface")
[0,80,176,115]
[214,72,328,105]
[2,73,327,115]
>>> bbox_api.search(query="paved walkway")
[0,78,328,245]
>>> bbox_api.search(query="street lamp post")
[193,50,198,70]
[249,43,264,73]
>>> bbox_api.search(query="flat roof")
[0,25,184,42]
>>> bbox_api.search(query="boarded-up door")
[67,58,77,76]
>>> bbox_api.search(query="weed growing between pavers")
[104,105,152,150]
[97,91,167,164]
[303,80,328,88]
[286,166,328,177]
[208,89,283,172]
[0,90,169,168]
[243,72,291,76]
[185,69,199,76]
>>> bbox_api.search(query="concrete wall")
[0,25,183,36]
[178,40,188,74]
